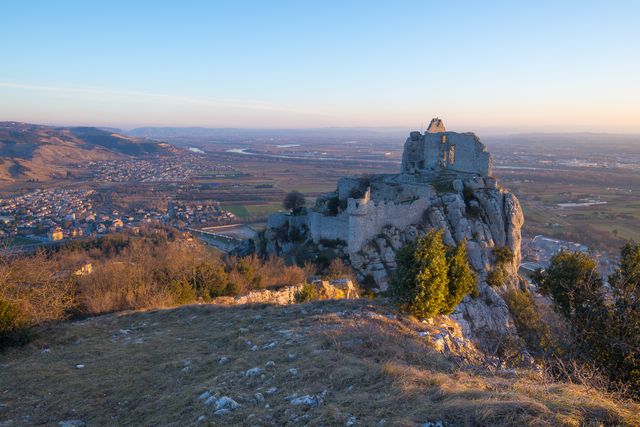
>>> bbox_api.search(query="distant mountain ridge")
[0,121,177,182]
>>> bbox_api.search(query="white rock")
[215,396,240,411]
[255,392,265,402]
[245,367,262,377]
[198,391,211,401]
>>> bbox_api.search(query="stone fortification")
[261,119,524,337]
[402,118,492,176]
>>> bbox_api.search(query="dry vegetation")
[0,228,309,346]
[1,299,638,426]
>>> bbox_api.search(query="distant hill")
[0,122,177,182]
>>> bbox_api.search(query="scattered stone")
[75,364,85,369]
[245,367,262,377]
[418,331,429,337]
[197,391,212,401]
[346,415,357,426]
[214,409,230,416]
[218,356,229,365]
[287,368,298,375]
[262,341,277,349]
[240,327,249,333]
[214,396,240,412]
[288,353,297,360]
[196,415,206,423]
[59,421,85,427]
[266,387,278,395]
[290,394,322,407]
[250,345,258,351]
[421,422,444,427]
[265,361,276,367]
[255,392,265,402]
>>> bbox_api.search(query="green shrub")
[391,230,477,318]
[326,196,340,215]
[0,299,30,349]
[431,179,454,193]
[462,186,475,203]
[295,283,318,303]
[503,289,556,356]
[486,268,507,287]
[443,240,478,313]
[535,247,640,396]
[493,246,514,265]
[168,280,196,305]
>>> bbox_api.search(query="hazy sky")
[1,1,639,132]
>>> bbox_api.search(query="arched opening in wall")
[448,145,455,165]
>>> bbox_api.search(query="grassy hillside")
[0,122,176,182]
[1,299,638,426]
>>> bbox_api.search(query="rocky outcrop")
[262,176,524,338]
[213,279,359,305]
[350,177,523,337]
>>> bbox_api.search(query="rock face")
[213,279,359,305]
[260,121,524,338]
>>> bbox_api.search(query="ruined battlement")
[401,119,492,176]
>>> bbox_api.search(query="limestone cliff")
[260,175,524,338]
[260,121,524,338]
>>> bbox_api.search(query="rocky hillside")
[0,122,177,182]
[1,299,638,426]
[262,176,524,339]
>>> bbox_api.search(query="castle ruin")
[402,118,492,176]
[263,118,514,289]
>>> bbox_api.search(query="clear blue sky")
[1,0,639,132]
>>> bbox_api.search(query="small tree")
[443,240,477,313]
[607,242,640,392]
[392,229,449,318]
[537,251,603,320]
[283,191,306,214]
[392,231,478,319]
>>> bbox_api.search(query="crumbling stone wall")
[402,129,492,176]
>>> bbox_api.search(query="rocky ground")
[1,299,639,426]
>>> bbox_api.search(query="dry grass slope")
[1,299,638,426]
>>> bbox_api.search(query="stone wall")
[402,130,492,176]
[308,211,349,243]
[347,195,430,252]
